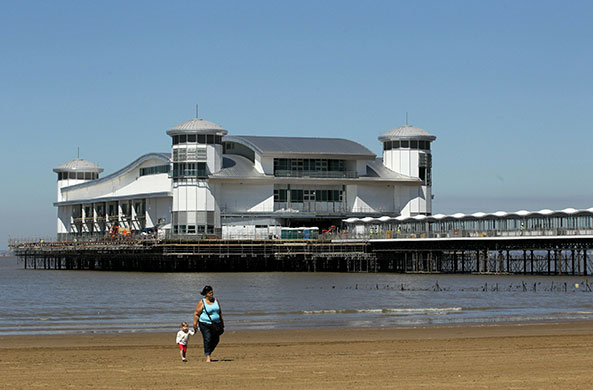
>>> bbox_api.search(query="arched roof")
[224,135,376,159]
[166,118,228,136]
[53,159,103,173]
[343,206,593,224]
[378,125,436,142]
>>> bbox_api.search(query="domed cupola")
[53,158,103,181]
[378,125,436,145]
[166,118,228,137]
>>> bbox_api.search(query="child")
[176,322,195,362]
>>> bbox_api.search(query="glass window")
[426,142,431,151]
[411,140,418,149]
[179,135,187,144]
[188,134,196,143]
[274,189,287,202]
[215,135,222,144]
[172,135,179,145]
[206,134,214,144]
[383,141,392,151]
[197,134,206,144]
[187,225,196,234]
[290,189,303,203]
[401,140,409,148]
[393,140,400,149]
[419,140,426,150]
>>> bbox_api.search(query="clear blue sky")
[1,0,592,249]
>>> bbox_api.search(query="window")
[290,189,304,203]
[411,140,418,149]
[400,140,409,148]
[188,134,196,143]
[197,134,206,144]
[274,189,288,202]
[206,134,214,144]
[179,135,187,144]
[140,165,170,176]
[187,225,196,234]
[383,141,392,151]
[393,140,400,149]
[172,135,179,145]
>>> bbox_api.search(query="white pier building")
[53,114,436,240]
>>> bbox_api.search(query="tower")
[166,115,228,235]
[378,125,436,215]
[53,158,103,238]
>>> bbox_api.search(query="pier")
[9,235,593,274]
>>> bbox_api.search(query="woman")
[193,285,224,362]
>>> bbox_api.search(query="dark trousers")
[198,322,220,356]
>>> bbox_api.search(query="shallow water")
[1,256,592,335]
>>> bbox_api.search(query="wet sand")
[2,322,593,389]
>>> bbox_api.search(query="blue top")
[199,299,221,324]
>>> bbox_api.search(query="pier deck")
[9,235,593,274]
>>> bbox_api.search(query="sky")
[1,0,592,249]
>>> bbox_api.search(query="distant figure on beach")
[193,285,225,362]
[176,322,195,362]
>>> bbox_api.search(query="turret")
[53,158,103,203]
[166,114,228,235]
[379,125,436,215]
[53,158,103,238]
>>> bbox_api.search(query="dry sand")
[2,322,593,389]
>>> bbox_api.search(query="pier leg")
[572,250,576,275]
[506,250,510,273]
[585,249,588,276]
[523,250,527,274]
[530,250,534,274]
[547,250,551,275]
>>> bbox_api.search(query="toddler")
[176,322,195,362]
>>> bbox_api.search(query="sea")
[1,256,593,336]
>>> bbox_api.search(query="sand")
[2,322,593,389]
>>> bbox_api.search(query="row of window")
[172,147,207,162]
[173,225,215,234]
[72,200,146,218]
[139,165,170,176]
[383,140,431,151]
[274,158,345,173]
[274,189,344,203]
[172,134,223,145]
[58,172,99,181]
[172,162,208,178]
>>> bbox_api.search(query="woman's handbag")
[202,299,224,335]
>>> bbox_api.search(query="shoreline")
[3,321,593,389]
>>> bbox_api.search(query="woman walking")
[193,285,224,362]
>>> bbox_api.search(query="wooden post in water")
[584,249,588,276]
[530,250,534,274]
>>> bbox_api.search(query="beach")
[2,322,593,389]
